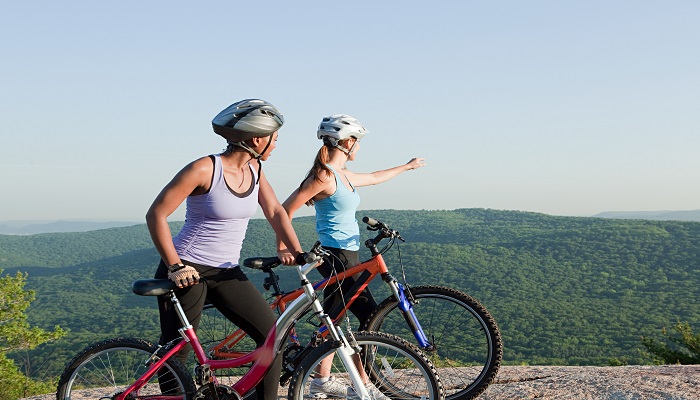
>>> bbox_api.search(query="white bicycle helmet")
[212,99,284,142]
[316,114,368,141]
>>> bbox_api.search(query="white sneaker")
[363,381,389,400]
[345,382,389,400]
[309,376,352,398]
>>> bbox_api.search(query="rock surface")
[26,365,700,400]
[478,365,700,399]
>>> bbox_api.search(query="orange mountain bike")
[198,217,503,400]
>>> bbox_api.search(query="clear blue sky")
[1,1,698,222]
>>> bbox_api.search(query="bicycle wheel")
[197,302,320,385]
[362,286,502,400]
[199,303,258,358]
[288,331,445,400]
[56,337,195,400]
[193,303,257,381]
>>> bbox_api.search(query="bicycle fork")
[387,280,434,351]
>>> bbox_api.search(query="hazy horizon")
[2,207,700,225]
[2,1,698,221]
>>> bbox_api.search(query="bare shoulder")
[303,169,335,200]
[305,169,335,190]
[317,168,335,184]
[167,156,215,191]
[183,156,215,175]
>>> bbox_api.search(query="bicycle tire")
[198,302,319,382]
[56,337,195,400]
[288,331,445,400]
[362,285,502,400]
[195,303,257,380]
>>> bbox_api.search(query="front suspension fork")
[388,281,434,350]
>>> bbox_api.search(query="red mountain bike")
[56,243,445,400]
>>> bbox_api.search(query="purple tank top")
[173,155,259,268]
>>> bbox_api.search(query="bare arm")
[344,158,425,187]
[145,157,212,266]
[257,167,303,264]
[276,172,335,263]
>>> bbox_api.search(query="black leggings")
[155,260,281,400]
[317,247,378,328]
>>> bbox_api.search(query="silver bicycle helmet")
[212,99,284,142]
[316,114,368,141]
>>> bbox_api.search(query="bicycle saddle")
[243,257,281,270]
[132,279,178,296]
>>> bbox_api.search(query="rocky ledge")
[24,364,700,400]
[478,365,700,399]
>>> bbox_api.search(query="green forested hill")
[0,222,164,268]
[3,208,699,380]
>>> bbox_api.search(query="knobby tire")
[362,285,503,400]
[288,331,445,400]
[56,337,195,400]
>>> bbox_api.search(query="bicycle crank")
[193,383,240,400]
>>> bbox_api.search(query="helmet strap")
[228,136,273,184]
[323,137,353,157]
[230,141,262,159]
[346,140,358,155]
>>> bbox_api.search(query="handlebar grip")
[295,252,309,265]
[362,216,380,227]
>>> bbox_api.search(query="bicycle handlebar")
[363,216,403,240]
[362,216,383,228]
[243,241,326,271]
[243,218,402,273]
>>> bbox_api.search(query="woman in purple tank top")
[146,99,304,400]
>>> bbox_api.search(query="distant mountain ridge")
[0,220,141,235]
[2,209,699,234]
[593,210,700,222]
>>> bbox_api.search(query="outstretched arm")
[344,157,426,187]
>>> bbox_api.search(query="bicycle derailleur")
[280,331,325,385]
[280,342,305,385]
[192,364,241,400]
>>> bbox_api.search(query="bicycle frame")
[123,253,372,400]
[212,251,431,360]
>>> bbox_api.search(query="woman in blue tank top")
[276,114,425,398]
[146,99,304,400]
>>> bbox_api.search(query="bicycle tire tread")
[362,285,503,400]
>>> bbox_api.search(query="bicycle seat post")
[166,291,193,331]
[263,268,284,296]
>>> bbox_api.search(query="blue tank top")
[173,155,259,268]
[314,166,361,251]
